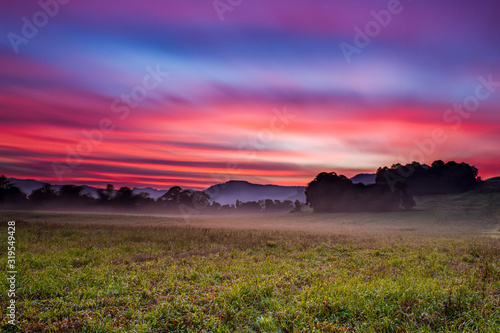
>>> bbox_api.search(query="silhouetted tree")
[209,201,221,212]
[114,186,136,207]
[220,204,236,213]
[178,190,209,209]
[157,186,210,211]
[263,199,294,212]
[58,185,93,207]
[0,176,12,189]
[178,189,193,206]
[161,186,182,202]
[392,182,416,210]
[376,160,479,195]
[279,200,293,211]
[306,172,356,212]
[59,185,84,199]
[97,183,114,204]
[29,184,58,208]
[157,186,182,210]
[432,160,445,169]
[400,188,416,210]
[135,192,155,209]
[264,199,275,211]
[237,200,261,212]
[0,175,27,209]
[306,172,409,213]
[191,191,210,210]
[291,200,302,213]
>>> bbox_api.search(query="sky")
[1,0,500,190]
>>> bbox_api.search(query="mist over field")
[1,190,500,331]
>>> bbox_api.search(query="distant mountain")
[205,180,306,205]
[75,185,99,198]
[485,177,500,183]
[7,173,380,203]
[8,178,47,195]
[132,187,168,199]
[350,173,376,185]
[482,177,500,191]
[8,178,99,197]
[204,173,379,204]
[6,178,163,199]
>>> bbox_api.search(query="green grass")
[0,198,499,332]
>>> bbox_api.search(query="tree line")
[306,160,481,213]
[1,160,482,214]
[375,160,479,195]
[0,176,301,214]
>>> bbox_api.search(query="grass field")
[1,192,499,332]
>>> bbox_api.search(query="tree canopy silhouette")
[376,160,479,195]
[0,175,27,209]
[29,184,58,208]
[305,172,414,213]
[97,183,114,205]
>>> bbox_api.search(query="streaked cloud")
[1,0,499,189]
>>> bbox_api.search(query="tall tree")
[30,184,58,207]
[376,160,479,195]
[306,172,406,213]
[97,183,115,204]
[0,175,27,208]
[114,187,136,207]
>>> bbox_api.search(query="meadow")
[1,192,499,332]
